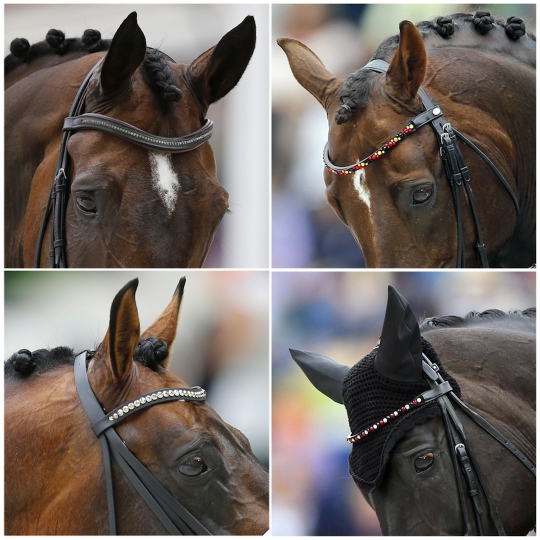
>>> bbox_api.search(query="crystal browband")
[346,378,453,443]
[91,386,206,436]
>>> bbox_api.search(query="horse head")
[290,285,535,534]
[279,13,535,267]
[7,12,256,267]
[5,278,269,534]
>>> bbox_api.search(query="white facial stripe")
[148,152,180,215]
[353,168,371,210]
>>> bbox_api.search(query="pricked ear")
[290,349,350,404]
[97,278,141,383]
[374,286,423,383]
[101,12,146,95]
[188,16,256,109]
[385,21,427,103]
[277,38,342,109]
[140,277,186,369]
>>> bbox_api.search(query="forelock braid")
[335,69,373,125]
[144,50,182,102]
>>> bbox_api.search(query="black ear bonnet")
[342,337,460,493]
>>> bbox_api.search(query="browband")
[63,115,213,153]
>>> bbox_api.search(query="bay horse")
[5,278,269,534]
[290,286,535,534]
[5,12,256,267]
[279,12,535,267]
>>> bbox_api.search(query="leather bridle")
[34,54,214,268]
[74,351,212,535]
[347,350,536,535]
[323,59,520,268]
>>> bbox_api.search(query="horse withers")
[290,286,535,535]
[279,12,535,268]
[5,12,256,267]
[5,278,269,534]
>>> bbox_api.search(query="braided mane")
[5,28,182,104]
[419,307,536,330]
[5,337,170,381]
[335,11,535,125]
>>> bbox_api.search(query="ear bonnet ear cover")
[342,337,460,493]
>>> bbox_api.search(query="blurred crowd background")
[272,271,535,535]
[272,4,536,268]
[5,271,269,466]
[5,4,270,269]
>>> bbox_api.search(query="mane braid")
[419,308,536,330]
[335,11,535,125]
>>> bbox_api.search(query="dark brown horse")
[5,12,256,267]
[290,286,535,534]
[5,278,269,534]
[279,12,535,268]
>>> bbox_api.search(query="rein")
[74,351,212,535]
[34,54,214,268]
[346,350,536,535]
[323,59,520,268]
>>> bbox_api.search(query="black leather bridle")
[34,54,214,268]
[74,351,212,535]
[347,350,536,535]
[323,59,520,269]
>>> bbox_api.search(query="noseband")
[346,349,536,535]
[74,351,212,535]
[35,53,214,268]
[323,59,520,268]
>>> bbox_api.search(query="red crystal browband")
[323,107,444,175]
[346,394,424,443]
[346,367,454,444]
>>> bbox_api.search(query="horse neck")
[421,44,535,265]
[4,367,110,534]
[424,325,536,448]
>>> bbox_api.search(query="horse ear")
[277,38,342,109]
[290,349,350,404]
[374,285,423,382]
[96,279,141,383]
[140,277,186,369]
[385,20,427,102]
[100,12,147,95]
[187,16,256,108]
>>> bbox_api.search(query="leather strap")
[63,115,213,153]
[74,352,211,535]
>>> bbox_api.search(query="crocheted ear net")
[342,337,460,494]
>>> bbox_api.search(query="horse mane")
[335,11,535,124]
[419,307,536,330]
[5,337,170,381]
[5,29,182,105]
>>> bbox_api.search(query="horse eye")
[179,456,208,477]
[415,452,435,472]
[76,195,97,214]
[412,186,433,205]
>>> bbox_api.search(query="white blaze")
[148,152,180,215]
[353,168,371,210]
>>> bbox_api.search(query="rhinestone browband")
[91,386,206,436]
